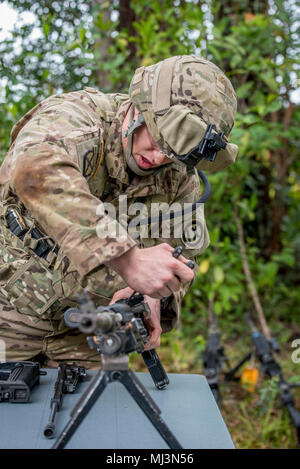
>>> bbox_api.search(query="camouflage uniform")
[0,84,210,367]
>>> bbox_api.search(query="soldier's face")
[131,124,172,170]
[122,105,172,170]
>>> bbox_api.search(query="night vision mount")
[173,124,227,168]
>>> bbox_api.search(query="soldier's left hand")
[109,286,162,350]
[142,295,162,351]
[108,286,135,305]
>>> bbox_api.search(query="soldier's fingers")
[109,292,130,305]
[144,338,160,351]
[109,287,133,304]
[176,254,195,269]
[109,293,123,304]
[171,246,195,270]
[144,331,161,350]
[145,287,172,299]
[166,278,181,293]
[158,286,173,298]
[173,260,195,283]
[145,291,163,300]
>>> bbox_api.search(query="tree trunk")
[92,0,113,90]
[117,0,137,61]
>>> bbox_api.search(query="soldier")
[0,55,238,367]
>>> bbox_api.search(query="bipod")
[52,354,182,449]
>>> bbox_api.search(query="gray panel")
[0,370,234,449]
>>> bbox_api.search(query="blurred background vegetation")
[0,0,299,448]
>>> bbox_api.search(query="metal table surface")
[0,369,234,449]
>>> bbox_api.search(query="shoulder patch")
[81,139,104,179]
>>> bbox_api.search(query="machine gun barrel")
[44,363,67,438]
[44,401,59,439]
[44,363,86,439]
[80,311,119,335]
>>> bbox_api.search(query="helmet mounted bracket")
[172,124,227,168]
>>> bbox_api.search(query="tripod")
[52,354,182,449]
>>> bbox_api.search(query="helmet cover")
[129,55,238,172]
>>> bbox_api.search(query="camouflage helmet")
[127,55,238,172]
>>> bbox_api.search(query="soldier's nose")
[152,151,167,165]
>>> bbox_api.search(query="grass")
[129,321,300,449]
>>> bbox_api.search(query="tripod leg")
[119,370,183,449]
[52,370,108,449]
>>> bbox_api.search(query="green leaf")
[214,301,223,315]
[43,22,50,38]
[79,28,86,43]
[214,266,225,284]
[236,81,254,98]
[260,72,279,93]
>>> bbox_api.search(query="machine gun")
[0,361,46,403]
[64,291,169,390]
[202,313,228,405]
[52,291,182,449]
[225,312,300,442]
[43,362,86,439]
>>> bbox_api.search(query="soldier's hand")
[109,286,162,350]
[108,286,135,305]
[142,296,162,350]
[106,243,194,299]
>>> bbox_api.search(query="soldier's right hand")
[106,243,194,299]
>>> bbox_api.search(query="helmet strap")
[124,105,155,177]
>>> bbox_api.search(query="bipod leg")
[52,369,108,449]
[224,351,252,381]
[118,369,183,449]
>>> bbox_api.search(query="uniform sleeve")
[9,93,136,280]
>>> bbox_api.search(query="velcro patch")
[76,137,103,179]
